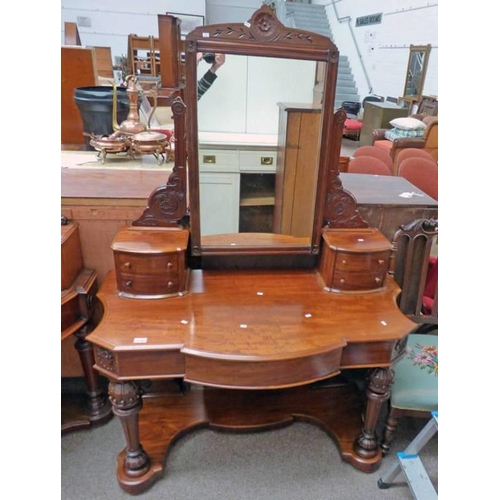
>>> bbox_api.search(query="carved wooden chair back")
[389,218,438,329]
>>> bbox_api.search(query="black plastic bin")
[73,86,137,150]
[341,101,361,117]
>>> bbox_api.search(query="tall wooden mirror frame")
[184,5,367,257]
[402,44,431,105]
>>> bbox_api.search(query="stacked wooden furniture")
[127,34,161,78]
[84,8,425,494]
[61,46,98,147]
[61,220,112,434]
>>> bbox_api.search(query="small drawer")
[332,271,387,292]
[115,252,179,275]
[335,251,390,273]
[199,149,239,172]
[117,273,180,297]
[239,150,277,173]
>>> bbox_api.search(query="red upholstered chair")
[395,148,436,175]
[398,157,438,200]
[347,156,392,176]
[422,256,438,317]
[352,145,393,171]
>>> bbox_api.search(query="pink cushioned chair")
[398,157,438,200]
[352,145,393,170]
[347,156,392,176]
[395,148,436,175]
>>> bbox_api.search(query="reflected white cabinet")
[199,172,240,236]
[198,144,277,236]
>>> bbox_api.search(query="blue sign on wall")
[355,13,382,27]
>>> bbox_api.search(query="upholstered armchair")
[372,117,438,175]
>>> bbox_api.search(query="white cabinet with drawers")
[198,137,277,237]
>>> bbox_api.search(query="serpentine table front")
[88,265,415,494]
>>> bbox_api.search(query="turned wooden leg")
[109,381,150,478]
[380,406,400,456]
[354,368,394,458]
[74,324,112,422]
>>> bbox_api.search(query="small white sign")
[133,337,148,343]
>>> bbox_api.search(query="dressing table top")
[89,268,416,389]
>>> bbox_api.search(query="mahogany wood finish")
[157,15,182,89]
[339,173,438,242]
[61,46,98,146]
[82,6,424,494]
[184,6,364,256]
[389,218,438,325]
[61,221,112,433]
[64,22,82,46]
[109,379,384,494]
[88,269,415,492]
[319,228,392,293]
[111,227,189,298]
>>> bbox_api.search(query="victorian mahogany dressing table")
[87,7,417,494]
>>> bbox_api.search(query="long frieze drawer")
[239,150,277,172]
[332,271,387,292]
[116,273,181,298]
[335,251,390,273]
[114,252,179,275]
[199,149,239,172]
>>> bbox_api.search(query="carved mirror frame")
[184,6,365,257]
[132,6,367,256]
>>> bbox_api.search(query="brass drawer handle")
[375,277,382,284]
[124,262,132,269]
[203,155,216,164]
[125,280,133,287]
[378,259,385,265]
[341,259,348,265]
[340,278,346,284]
[167,262,174,269]
[261,156,273,165]
[167,281,174,288]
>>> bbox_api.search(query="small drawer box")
[111,227,190,299]
[319,228,392,294]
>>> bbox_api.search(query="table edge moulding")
[83,6,421,495]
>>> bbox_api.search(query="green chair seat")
[391,334,438,411]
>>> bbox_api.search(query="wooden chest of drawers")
[318,228,392,293]
[111,227,190,299]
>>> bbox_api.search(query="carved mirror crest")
[133,5,366,255]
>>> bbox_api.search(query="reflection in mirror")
[403,44,431,102]
[196,55,318,243]
[184,5,365,257]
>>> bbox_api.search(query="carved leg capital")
[354,368,394,458]
[109,381,150,477]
